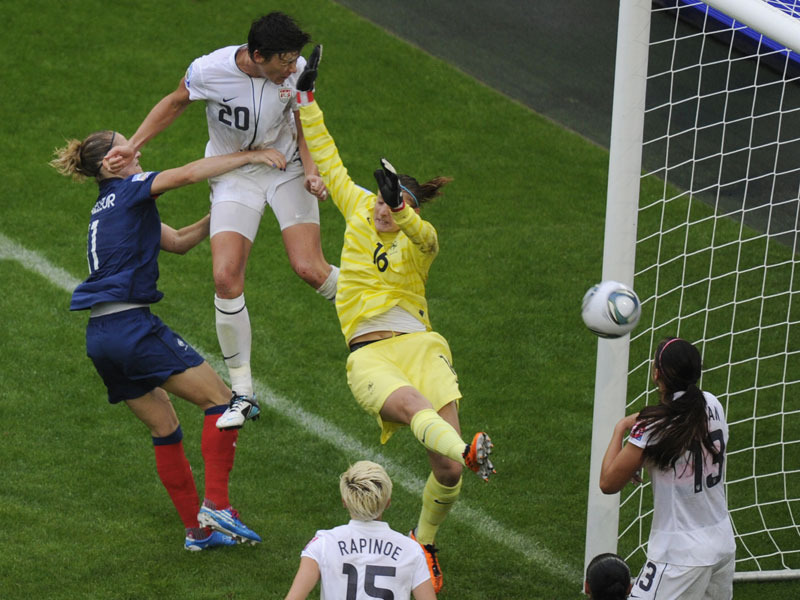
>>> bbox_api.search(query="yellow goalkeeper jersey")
[299,101,436,344]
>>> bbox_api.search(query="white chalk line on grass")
[0,231,581,582]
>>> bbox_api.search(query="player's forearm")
[130,88,190,151]
[160,215,210,255]
[179,152,254,183]
[392,206,438,255]
[299,102,359,214]
[151,151,254,194]
[295,116,320,178]
[599,424,632,494]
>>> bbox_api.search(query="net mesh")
[619,0,800,578]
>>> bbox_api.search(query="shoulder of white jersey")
[186,45,241,82]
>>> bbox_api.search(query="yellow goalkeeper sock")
[415,472,462,545]
[409,408,467,464]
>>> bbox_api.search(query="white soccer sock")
[226,364,253,398]
[214,294,253,397]
[315,265,339,302]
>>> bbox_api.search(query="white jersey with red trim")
[629,391,736,566]
[300,519,430,600]
[184,45,305,160]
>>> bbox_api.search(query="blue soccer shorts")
[85,307,205,404]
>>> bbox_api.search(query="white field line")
[0,231,581,582]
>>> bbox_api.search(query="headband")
[399,183,419,208]
[91,131,117,177]
[106,131,116,155]
[658,337,682,367]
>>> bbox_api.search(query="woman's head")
[50,131,139,183]
[373,173,453,233]
[639,336,718,470]
[247,12,310,84]
[584,553,631,600]
[653,337,702,394]
[339,461,392,521]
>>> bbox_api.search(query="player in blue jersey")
[51,130,282,550]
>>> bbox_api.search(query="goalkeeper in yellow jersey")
[293,46,494,594]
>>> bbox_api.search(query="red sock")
[153,426,199,528]
[202,407,238,508]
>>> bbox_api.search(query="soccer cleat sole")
[465,432,496,482]
[198,511,261,546]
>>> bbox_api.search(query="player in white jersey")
[284,461,436,600]
[105,12,339,428]
[600,338,736,600]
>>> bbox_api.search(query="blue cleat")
[184,530,237,551]
[216,393,260,430]
[198,505,262,545]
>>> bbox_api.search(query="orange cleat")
[463,432,495,481]
[409,529,443,593]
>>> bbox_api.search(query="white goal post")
[585,0,800,584]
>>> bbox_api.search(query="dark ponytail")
[397,174,452,207]
[637,338,719,471]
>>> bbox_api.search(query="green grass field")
[1,1,798,598]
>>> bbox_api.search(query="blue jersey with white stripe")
[70,172,163,310]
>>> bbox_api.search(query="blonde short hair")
[340,461,393,521]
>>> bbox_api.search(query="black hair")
[637,337,719,471]
[247,12,311,60]
[585,553,630,600]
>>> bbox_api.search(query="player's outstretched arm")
[160,214,210,255]
[150,149,285,195]
[105,78,192,173]
[294,111,328,201]
[283,557,321,600]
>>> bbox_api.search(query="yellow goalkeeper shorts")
[346,331,462,443]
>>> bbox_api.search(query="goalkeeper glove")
[296,44,321,105]
[373,158,403,210]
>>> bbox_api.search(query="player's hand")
[618,412,639,433]
[296,44,322,92]
[373,158,402,210]
[305,174,328,201]
[104,143,136,173]
[251,148,286,170]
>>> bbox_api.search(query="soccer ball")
[581,280,642,338]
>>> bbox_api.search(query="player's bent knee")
[290,258,326,287]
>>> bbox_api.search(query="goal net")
[585,0,800,583]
